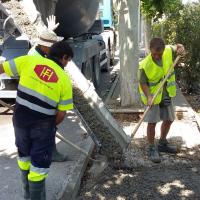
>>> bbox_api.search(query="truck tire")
[100,40,112,72]
[92,55,101,89]
[100,49,109,72]
[81,60,93,84]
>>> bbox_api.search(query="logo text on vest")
[34,65,58,83]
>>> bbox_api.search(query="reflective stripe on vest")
[3,55,73,113]
[8,59,19,77]
[139,46,176,105]
[18,84,57,107]
[59,98,73,105]
[16,96,57,115]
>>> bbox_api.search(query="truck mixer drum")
[33,0,99,38]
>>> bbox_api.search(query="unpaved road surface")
[78,162,200,200]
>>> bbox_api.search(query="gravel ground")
[78,162,200,200]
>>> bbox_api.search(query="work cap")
[37,30,59,47]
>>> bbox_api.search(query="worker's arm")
[0,64,5,74]
[176,43,185,55]
[140,83,153,106]
[170,44,186,66]
[56,73,73,125]
[0,56,28,77]
[138,68,153,106]
[55,110,66,125]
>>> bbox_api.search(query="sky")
[182,0,199,4]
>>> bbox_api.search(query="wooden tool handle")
[0,99,14,111]
[56,132,88,156]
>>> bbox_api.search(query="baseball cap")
[37,30,59,47]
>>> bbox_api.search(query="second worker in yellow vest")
[138,37,185,163]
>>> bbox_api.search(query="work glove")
[46,15,59,31]
[176,44,186,57]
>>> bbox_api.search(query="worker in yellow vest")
[0,41,73,200]
[28,30,68,162]
[138,37,185,163]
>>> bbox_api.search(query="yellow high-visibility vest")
[139,45,176,105]
[3,55,73,114]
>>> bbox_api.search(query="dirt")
[185,93,200,113]
[78,162,200,200]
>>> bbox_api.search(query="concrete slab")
[0,109,94,200]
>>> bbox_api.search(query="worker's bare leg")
[147,123,161,163]
[160,120,173,139]
[147,122,156,144]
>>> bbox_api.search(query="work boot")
[147,144,161,163]
[20,169,30,199]
[158,139,177,154]
[52,146,68,162]
[29,179,46,200]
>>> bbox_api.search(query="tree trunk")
[144,17,152,53]
[114,0,140,107]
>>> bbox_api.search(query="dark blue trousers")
[14,120,56,168]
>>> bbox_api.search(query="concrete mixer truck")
[0,0,115,98]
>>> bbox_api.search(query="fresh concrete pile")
[1,0,38,40]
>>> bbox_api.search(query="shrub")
[152,3,200,93]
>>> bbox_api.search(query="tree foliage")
[140,0,182,21]
[152,3,200,93]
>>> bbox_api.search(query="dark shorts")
[13,120,56,168]
[144,102,175,123]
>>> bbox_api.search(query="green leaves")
[152,3,200,92]
[141,0,182,21]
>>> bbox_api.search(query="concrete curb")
[58,137,94,200]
